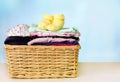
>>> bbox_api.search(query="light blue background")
[0,0,120,63]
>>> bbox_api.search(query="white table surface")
[0,63,120,82]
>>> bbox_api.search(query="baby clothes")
[7,24,30,36]
[5,24,80,46]
[4,36,79,45]
[27,37,76,45]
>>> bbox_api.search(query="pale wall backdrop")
[0,0,120,63]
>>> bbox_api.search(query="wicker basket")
[4,45,80,79]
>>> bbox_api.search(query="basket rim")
[4,44,81,49]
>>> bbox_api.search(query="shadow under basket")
[4,45,80,79]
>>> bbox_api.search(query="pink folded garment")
[27,38,75,45]
[30,32,80,37]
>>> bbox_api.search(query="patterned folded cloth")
[30,32,80,37]
[7,24,30,36]
[29,25,80,37]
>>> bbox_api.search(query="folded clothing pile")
[4,24,80,46]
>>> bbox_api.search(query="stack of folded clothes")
[4,24,80,46]
[4,14,80,46]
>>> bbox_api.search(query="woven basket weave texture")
[4,45,80,78]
